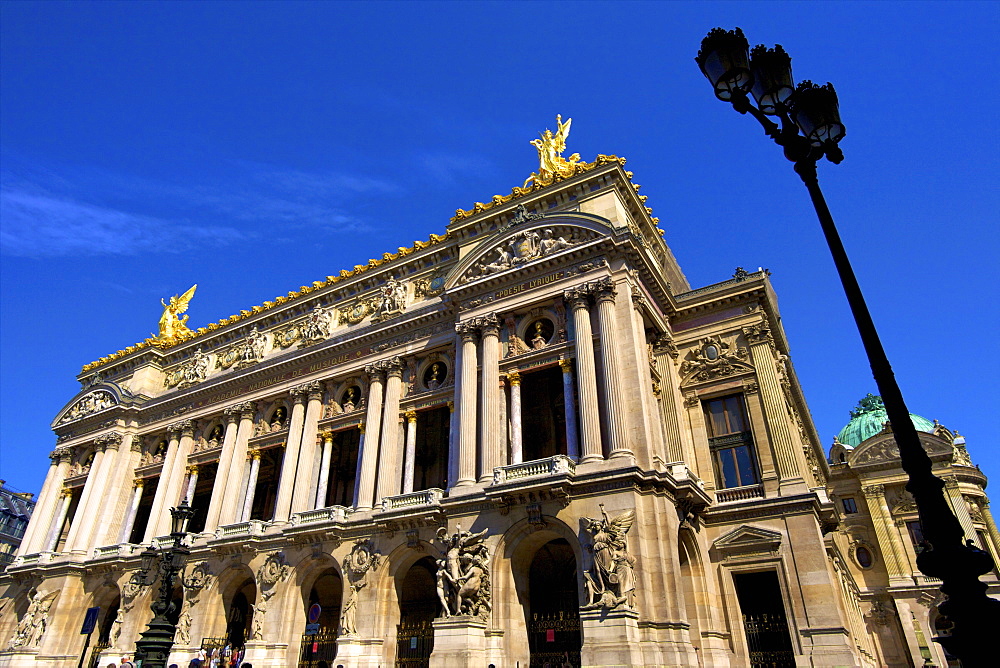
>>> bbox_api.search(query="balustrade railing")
[291,505,351,525]
[715,484,765,504]
[492,455,576,485]
[380,489,444,512]
[215,519,268,538]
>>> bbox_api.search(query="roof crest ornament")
[523,114,583,188]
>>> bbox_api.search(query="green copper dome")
[836,394,935,447]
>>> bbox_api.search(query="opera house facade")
[2,123,997,668]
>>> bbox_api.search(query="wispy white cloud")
[416,151,497,187]
[0,188,243,259]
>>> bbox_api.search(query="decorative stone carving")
[95,431,124,450]
[166,348,211,389]
[8,590,55,649]
[461,226,594,283]
[340,296,378,325]
[742,322,774,346]
[175,601,192,644]
[372,276,407,322]
[581,505,636,610]
[256,551,291,592]
[434,526,491,619]
[652,332,679,360]
[679,335,752,386]
[300,306,334,345]
[867,597,894,626]
[59,390,116,424]
[182,561,214,594]
[109,607,125,645]
[340,539,382,636]
[217,327,268,370]
[414,269,447,298]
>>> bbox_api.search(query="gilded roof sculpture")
[156,284,197,344]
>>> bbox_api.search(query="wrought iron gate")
[528,610,581,667]
[86,639,110,668]
[742,612,796,668]
[395,619,433,667]
[298,630,338,668]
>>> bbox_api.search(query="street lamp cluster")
[132,499,195,668]
[695,27,999,666]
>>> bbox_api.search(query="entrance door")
[733,571,796,668]
[527,539,581,667]
[395,558,439,668]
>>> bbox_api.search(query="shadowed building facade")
[1,127,997,667]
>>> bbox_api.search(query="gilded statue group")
[156,284,198,343]
[435,526,492,619]
[523,114,584,188]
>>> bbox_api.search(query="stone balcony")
[491,455,576,485]
[715,484,765,504]
[291,505,352,525]
[379,488,445,512]
[214,519,270,539]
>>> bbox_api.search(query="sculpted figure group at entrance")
[434,526,492,619]
[582,505,637,610]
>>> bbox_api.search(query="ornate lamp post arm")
[696,26,1000,665]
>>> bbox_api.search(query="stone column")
[17,450,65,555]
[742,324,803,489]
[559,358,580,460]
[376,359,405,503]
[204,407,241,532]
[218,402,256,526]
[44,488,74,552]
[402,410,418,494]
[292,381,326,514]
[315,430,334,508]
[240,449,262,522]
[564,287,602,462]
[63,443,108,553]
[593,278,631,459]
[144,422,183,542]
[507,371,523,465]
[273,387,309,522]
[153,420,196,536]
[352,422,366,508]
[455,321,479,487]
[479,314,503,482]
[980,500,1000,557]
[862,484,908,582]
[356,365,385,510]
[184,465,200,504]
[92,433,141,548]
[652,334,685,463]
[498,374,508,465]
[446,400,456,488]
[78,432,126,550]
[943,477,977,540]
[118,478,145,544]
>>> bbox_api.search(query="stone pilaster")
[507,371,523,465]
[943,477,977,541]
[742,324,803,491]
[273,386,309,522]
[376,358,405,502]
[479,314,503,482]
[862,484,909,582]
[292,381,326,514]
[980,500,1000,559]
[564,286,602,462]
[593,278,631,460]
[455,321,479,487]
[402,410,418,494]
[240,449,263,522]
[218,402,255,525]
[652,333,685,463]
[204,407,241,532]
[118,478,145,544]
[356,365,385,510]
[559,358,580,460]
[315,430,334,508]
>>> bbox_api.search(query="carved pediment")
[848,431,954,467]
[679,335,753,387]
[713,525,783,561]
[52,382,133,428]
[445,213,613,290]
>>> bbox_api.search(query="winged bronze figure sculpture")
[156,284,197,343]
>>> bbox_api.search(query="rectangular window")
[842,497,858,514]
[704,394,760,489]
[906,520,925,549]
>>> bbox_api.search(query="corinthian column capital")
[592,277,617,303]
[742,322,774,346]
[862,484,886,498]
[455,320,480,341]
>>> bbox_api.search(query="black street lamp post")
[696,27,1000,665]
[132,499,195,668]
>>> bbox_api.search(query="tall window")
[704,394,760,489]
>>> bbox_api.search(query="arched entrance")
[527,538,582,667]
[299,568,342,668]
[395,557,439,668]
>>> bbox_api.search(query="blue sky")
[2,1,997,497]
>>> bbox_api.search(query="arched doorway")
[527,538,582,667]
[299,568,342,668]
[395,557,439,668]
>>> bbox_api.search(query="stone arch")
[678,527,712,654]
[269,552,343,663]
[491,515,585,665]
[443,213,613,290]
[197,562,256,645]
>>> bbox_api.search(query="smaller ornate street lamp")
[133,499,195,668]
[696,27,1000,665]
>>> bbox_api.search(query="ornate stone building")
[1,123,997,667]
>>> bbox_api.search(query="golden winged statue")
[523,114,584,188]
[156,284,197,343]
